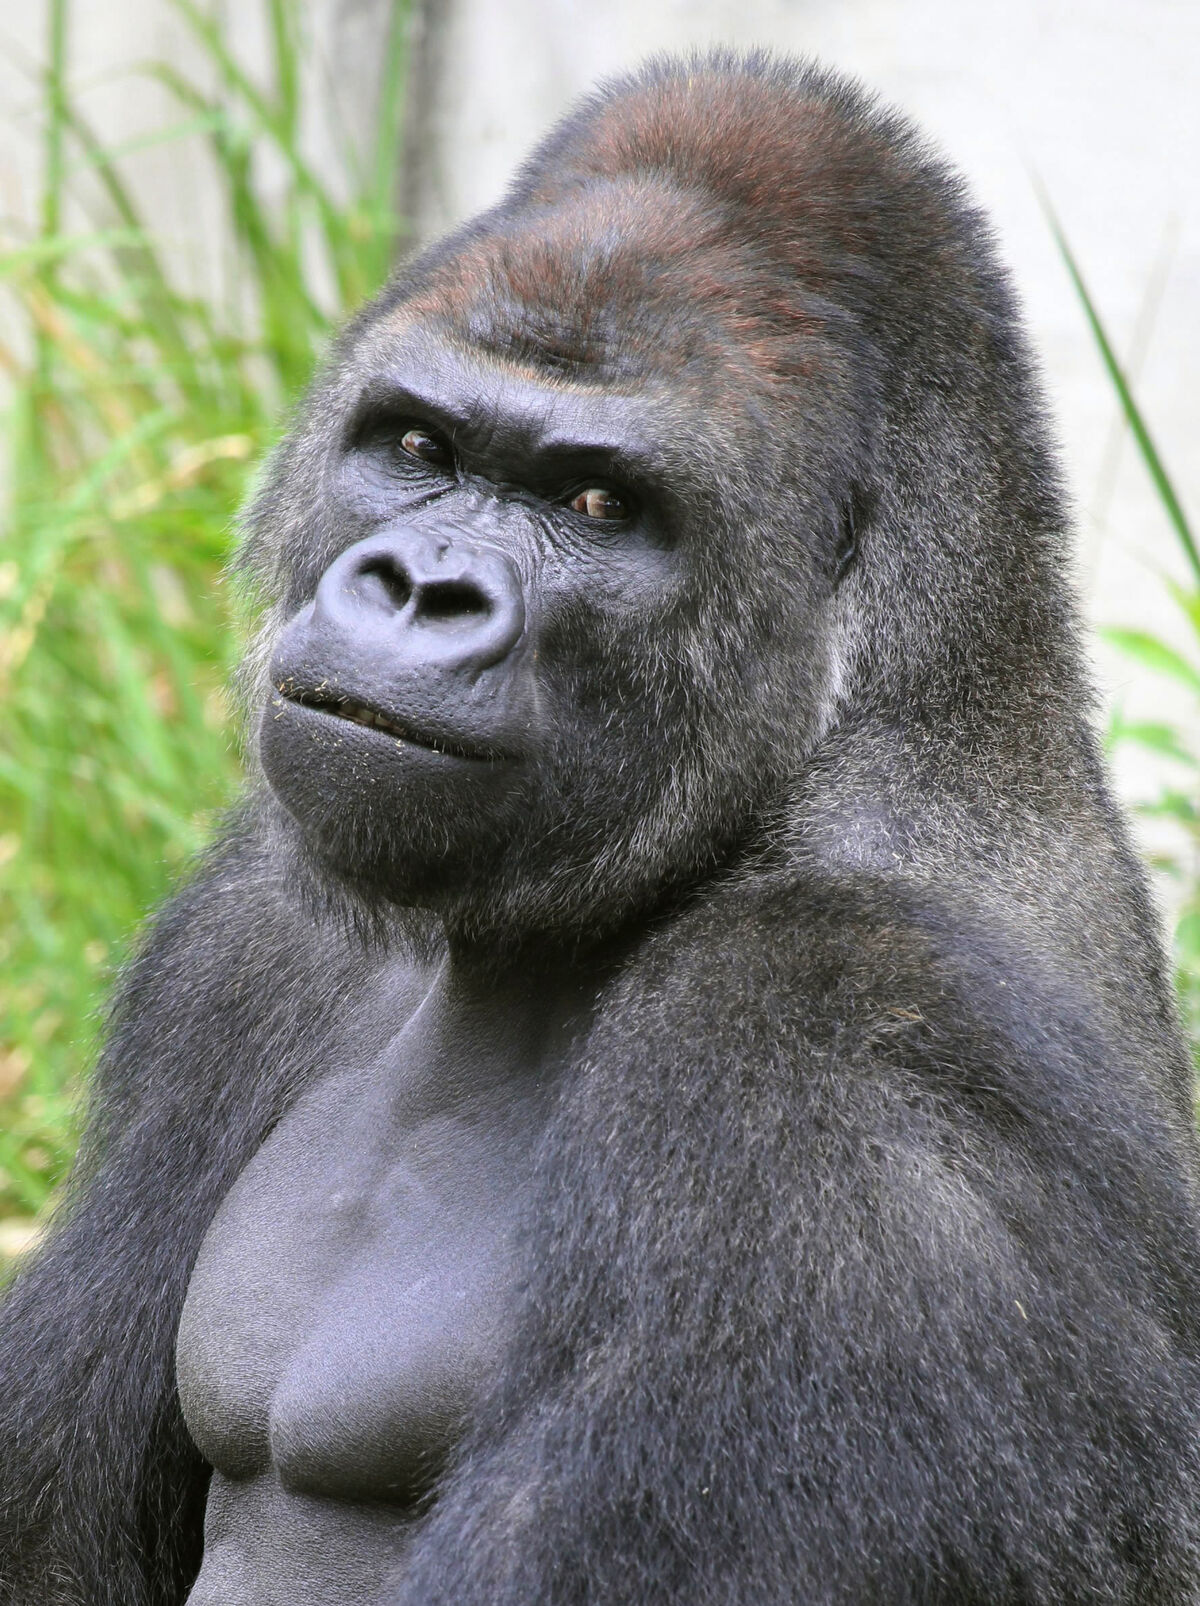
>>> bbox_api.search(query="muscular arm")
[0,809,365,1606]
[390,873,1200,1606]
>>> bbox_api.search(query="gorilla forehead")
[385,175,844,398]
[347,320,678,465]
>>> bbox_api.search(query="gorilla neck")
[413,937,615,1085]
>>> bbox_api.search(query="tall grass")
[0,0,411,1240]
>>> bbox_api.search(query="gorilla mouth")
[278,687,501,762]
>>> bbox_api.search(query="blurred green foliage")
[0,0,410,1245]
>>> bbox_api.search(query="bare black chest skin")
[176,952,592,1606]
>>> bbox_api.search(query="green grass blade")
[1040,189,1200,587]
[1106,716,1198,767]
[1099,627,1200,695]
[40,0,68,243]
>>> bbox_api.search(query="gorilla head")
[249,58,1013,949]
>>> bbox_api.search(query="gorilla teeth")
[340,702,399,734]
[301,694,407,738]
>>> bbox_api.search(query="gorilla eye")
[399,426,454,469]
[569,486,632,521]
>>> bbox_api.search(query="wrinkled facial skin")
[256,318,844,948]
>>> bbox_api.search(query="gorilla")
[3,49,1200,1606]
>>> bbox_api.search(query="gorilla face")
[260,329,674,923]
[256,193,862,946]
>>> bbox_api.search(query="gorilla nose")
[313,530,525,672]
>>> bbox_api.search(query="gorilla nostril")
[416,580,491,622]
[359,559,413,611]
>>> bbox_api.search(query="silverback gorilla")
[4,50,1200,1606]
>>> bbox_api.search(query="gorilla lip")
[276,687,500,763]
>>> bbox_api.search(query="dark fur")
[4,51,1200,1604]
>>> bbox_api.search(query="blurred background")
[1,0,1197,1257]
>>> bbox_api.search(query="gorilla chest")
[176,1057,539,1506]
